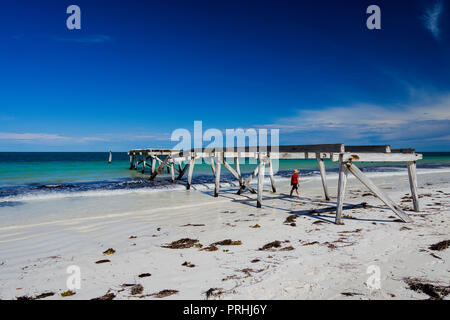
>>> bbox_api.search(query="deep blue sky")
[0,0,449,151]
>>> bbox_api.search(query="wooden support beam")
[256,157,265,208]
[214,158,221,197]
[267,158,276,193]
[345,145,391,153]
[237,165,258,195]
[134,155,140,170]
[177,162,189,180]
[170,162,175,183]
[234,157,242,186]
[142,157,146,174]
[407,161,420,212]
[316,154,330,201]
[209,155,216,176]
[223,159,244,188]
[278,144,345,153]
[331,152,422,162]
[345,162,412,223]
[186,157,195,190]
[335,155,348,225]
[151,156,156,174]
[129,155,134,170]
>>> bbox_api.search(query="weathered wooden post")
[237,165,258,195]
[129,155,134,170]
[142,156,146,174]
[335,154,348,224]
[234,157,243,187]
[214,155,221,197]
[256,155,265,208]
[134,154,140,170]
[407,161,420,212]
[170,160,175,183]
[316,154,330,200]
[151,156,156,174]
[187,156,195,190]
[267,157,276,193]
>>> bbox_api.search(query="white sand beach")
[0,170,449,300]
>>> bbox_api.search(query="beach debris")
[312,220,326,225]
[400,226,412,231]
[302,241,319,246]
[95,259,111,264]
[129,235,137,239]
[92,292,116,300]
[150,289,178,298]
[16,292,55,300]
[279,246,295,251]
[251,259,260,263]
[430,253,442,260]
[212,239,242,246]
[250,224,261,228]
[404,278,450,300]
[362,193,373,197]
[204,288,225,300]
[429,240,450,251]
[61,290,75,297]
[138,273,151,278]
[259,241,282,251]
[341,292,362,297]
[182,261,195,268]
[338,229,362,234]
[201,245,218,252]
[181,223,205,227]
[130,284,144,295]
[162,238,199,249]
[360,202,371,209]
[103,248,116,255]
[221,210,236,214]
[284,215,297,225]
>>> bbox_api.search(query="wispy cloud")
[423,1,444,40]
[52,34,113,44]
[259,94,450,147]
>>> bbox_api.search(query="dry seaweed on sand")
[312,220,326,225]
[180,223,205,227]
[341,292,362,296]
[279,246,295,251]
[284,215,297,225]
[16,292,55,300]
[302,241,319,246]
[360,202,371,209]
[130,284,144,295]
[204,288,225,300]
[103,248,116,255]
[259,241,281,250]
[138,273,151,278]
[182,261,195,268]
[162,238,200,249]
[95,259,111,264]
[251,259,260,263]
[151,289,178,298]
[92,292,115,300]
[250,224,261,228]
[202,245,218,252]
[61,290,75,297]
[404,278,450,300]
[429,240,450,251]
[212,239,242,246]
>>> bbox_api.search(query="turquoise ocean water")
[0,152,449,203]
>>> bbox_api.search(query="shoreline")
[0,170,449,300]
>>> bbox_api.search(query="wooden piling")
[214,157,221,197]
[267,158,276,193]
[256,156,265,208]
[407,161,420,212]
[316,154,330,201]
[129,155,134,170]
[187,157,195,190]
[335,155,348,224]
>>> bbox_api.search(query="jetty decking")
[128,144,422,224]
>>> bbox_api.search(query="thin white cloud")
[259,94,450,145]
[423,1,444,40]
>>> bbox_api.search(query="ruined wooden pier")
[128,144,422,224]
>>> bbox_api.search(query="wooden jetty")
[128,144,422,224]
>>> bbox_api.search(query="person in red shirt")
[290,169,300,198]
